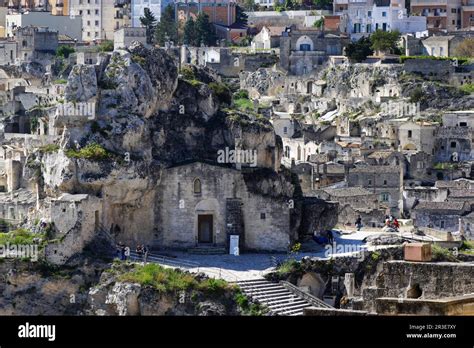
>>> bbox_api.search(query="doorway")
[198,215,213,243]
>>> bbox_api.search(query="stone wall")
[156,162,292,252]
[45,194,102,265]
[403,59,454,80]
[379,261,474,300]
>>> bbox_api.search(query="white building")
[335,0,426,40]
[5,11,82,40]
[131,0,172,27]
[69,0,103,41]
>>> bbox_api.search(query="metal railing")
[280,281,334,309]
[127,250,243,281]
[129,251,200,270]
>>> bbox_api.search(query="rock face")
[87,264,240,316]
[30,42,296,263]
[65,65,98,102]
[0,259,105,315]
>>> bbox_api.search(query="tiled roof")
[322,187,374,197]
[414,201,467,212]
[350,165,400,174]
[367,150,396,159]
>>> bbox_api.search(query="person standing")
[143,245,149,264]
[124,246,130,261]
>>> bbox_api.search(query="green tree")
[312,0,332,9]
[56,45,75,58]
[183,18,198,46]
[195,13,216,46]
[313,17,324,29]
[284,0,295,10]
[345,36,374,62]
[454,38,474,58]
[236,5,248,25]
[140,7,157,44]
[99,40,114,52]
[155,5,178,46]
[243,0,255,11]
[370,29,401,55]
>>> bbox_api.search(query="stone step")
[273,303,312,315]
[187,247,227,255]
[264,296,303,305]
[255,294,296,303]
[238,283,281,291]
[235,279,272,286]
[251,292,294,302]
[266,299,308,309]
[244,288,291,297]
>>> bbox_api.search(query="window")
[368,179,372,185]
[451,141,456,148]
[283,127,288,134]
[260,213,266,219]
[368,11,372,17]
[382,12,387,17]
[300,44,311,51]
[193,178,201,194]
[440,221,445,229]
[408,130,412,138]
[383,180,387,185]
[381,193,390,202]
[460,122,467,127]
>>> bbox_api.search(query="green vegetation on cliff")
[66,143,110,161]
[119,263,230,294]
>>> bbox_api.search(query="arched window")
[193,178,201,194]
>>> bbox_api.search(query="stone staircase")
[187,246,227,255]
[235,279,317,316]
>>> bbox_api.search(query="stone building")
[155,161,295,252]
[315,186,385,228]
[251,26,284,50]
[421,35,464,57]
[398,121,438,155]
[435,125,472,163]
[0,40,17,65]
[114,27,147,51]
[15,26,58,63]
[347,165,402,215]
[279,25,348,76]
[413,201,471,233]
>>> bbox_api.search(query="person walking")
[355,216,362,231]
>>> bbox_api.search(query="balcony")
[114,0,130,8]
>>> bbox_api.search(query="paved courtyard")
[156,229,406,281]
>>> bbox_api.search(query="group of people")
[115,243,149,263]
[135,244,149,263]
[384,214,400,231]
[354,215,400,232]
[116,243,130,261]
